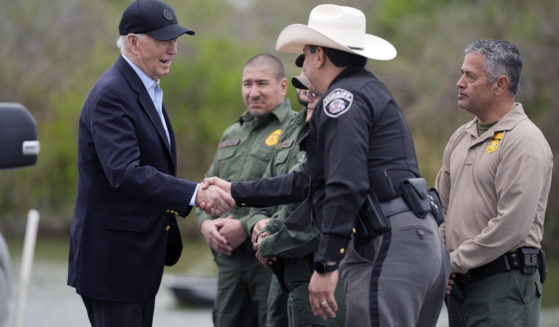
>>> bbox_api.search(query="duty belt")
[379,196,410,217]
[455,247,543,287]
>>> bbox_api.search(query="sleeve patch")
[323,88,353,118]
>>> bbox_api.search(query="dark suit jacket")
[68,56,196,302]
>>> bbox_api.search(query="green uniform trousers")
[447,270,542,327]
[213,241,272,327]
[266,275,289,327]
[287,276,346,327]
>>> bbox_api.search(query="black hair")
[308,45,367,68]
[244,53,286,81]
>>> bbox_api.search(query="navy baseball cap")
[119,0,195,41]
[291,75,309,90]
[295,54,305,67]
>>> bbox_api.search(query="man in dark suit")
[67,1,234,326]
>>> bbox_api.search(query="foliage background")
[0,0,557,255]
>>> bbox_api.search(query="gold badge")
[487,131,504,154]
[265,129,282,146]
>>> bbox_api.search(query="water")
[4,237,559,326]
[5,237,214,327]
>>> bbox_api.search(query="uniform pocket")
[535,278,543,297]
[274,147,290,165]
[104,215,150,232]
[215,146,237,161]
[398,225,435,241]
[513,271,541,304]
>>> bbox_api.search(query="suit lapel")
[116,57,174,161]
[138,90,174,156]
[162,105,177,175]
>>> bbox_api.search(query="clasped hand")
[198,177,247,255]
[195,179,235,216]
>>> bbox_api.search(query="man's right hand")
[196,184,235,216]
[251,218,271,245]
[447,273,456,294]
[201,176,231,194]
[200,218,233,255]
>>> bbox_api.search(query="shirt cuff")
[189,183,200,207]
[315,233,349,264]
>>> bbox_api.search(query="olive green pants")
[266,275,289,327]
[267,257,346,326]
[287,276,346,327]
[213,242,273,327]
[447,270,542,327]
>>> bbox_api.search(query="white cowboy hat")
[276,4,396,61]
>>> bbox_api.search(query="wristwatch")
[314,260,339,274]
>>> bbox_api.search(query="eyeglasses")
[305,89,320,100]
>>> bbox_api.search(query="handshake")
[195,177,234,216]
[196,177,248,255]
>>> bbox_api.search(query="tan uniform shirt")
[435,103,553,274]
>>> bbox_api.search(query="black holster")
[355,191,391,243]
[401,178,431,218]
[270,258,289,293]
[401,178,444,225]
[536,249,548,284]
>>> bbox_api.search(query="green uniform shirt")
[196,99,296,234]
[249,109,321,258]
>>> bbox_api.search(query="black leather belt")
[456,247,541,286]
[379,196,410,217]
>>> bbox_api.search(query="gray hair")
[116,34,145,54]
[465,39,522,96]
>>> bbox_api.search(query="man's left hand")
[251,218,270,245]
[218,216,247,251]
[309,270,338,320]
[253,232,275,267]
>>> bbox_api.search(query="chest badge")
[486,131,504,154]
[323,88,353,118]
[265,129,282,147]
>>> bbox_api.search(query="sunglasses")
[305,89,320,100]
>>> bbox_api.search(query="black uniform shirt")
[233,66,420,265]
[305,66,420,263]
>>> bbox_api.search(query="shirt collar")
[121,54,160,91]
[240,98,292,124]
[465,103,527,139]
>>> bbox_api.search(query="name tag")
[218,139,240,148]
[277,140,293,149]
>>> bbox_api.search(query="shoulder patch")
[323,88,353,118]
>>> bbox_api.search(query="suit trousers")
[340,211,449,327]
[81,296,155,327]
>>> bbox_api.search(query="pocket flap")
[404,178,428,199]
[104,215,150,232]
